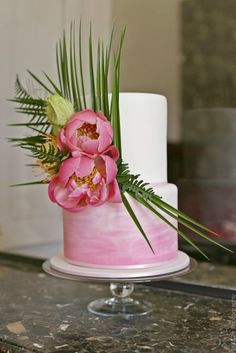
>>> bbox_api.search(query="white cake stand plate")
[43,251,196,318]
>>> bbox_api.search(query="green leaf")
[151,195,220,237]
[111,62,121,155]
[14,75,31,98]
[15,108,45,116]
[118,162,231,256]
[96,40,101,111]
[21,143,68,166]
[79,20,86,108]
[9,97,45,107]
[10,77,47,128]
[121,192,154,253]
[114,27,126,85]
[43,72,62,96]
[7,136,46,145]
[9,122,50,127]
[89,24,97,111]
[9,181,44,187]
[101,43,107,116]
[104,28,114,119]
[62,30,71,100]
[132,192,209,260]
[105,27,114,76]
[56,42,63,93]
[70,22,81,111]
[27,70,53,95]
[57,35,68,99]
[110,29,126,157]
[154,200,233,254]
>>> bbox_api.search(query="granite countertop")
[0,255,235,353]
[178,261,236,289]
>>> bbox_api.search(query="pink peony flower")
[48,151,121,212]
[58,109,113,156]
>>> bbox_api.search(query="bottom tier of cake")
[63,183,178,267]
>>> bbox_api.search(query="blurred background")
[0,0,236,263]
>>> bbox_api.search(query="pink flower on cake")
[48,152,121,212]
[58,109,113,156]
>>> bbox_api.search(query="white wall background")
[112,0,182,142]
[0,0,112,249]
[0,0,181,249]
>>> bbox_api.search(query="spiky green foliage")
[9,132,69,175]
[9,76,49,133]
[122,193,154,253]
[117,160,233,257]
[9,23,124,190]
[8,135,47,147]
[22,142,69,167]
[110,29,126,156]
[17,23,117,120]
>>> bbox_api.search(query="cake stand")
[43,251,196,318]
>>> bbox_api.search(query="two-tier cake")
[62,93,180,268]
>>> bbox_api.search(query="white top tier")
[119,93,167,183]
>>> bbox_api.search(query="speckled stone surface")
[177,261,236,289]
[0,257,235,353]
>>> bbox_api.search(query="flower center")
[72,167,98,191]
[77,123,99,140]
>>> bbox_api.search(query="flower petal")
[65,116,83,138]
[96,111,109,122]
[81,139,99,155]
[99,155,118,184]
[59,157,80,184]
[48,176,59,202]
[108,179,122,203]
[97,120,113,153]
[103,145,120,161]
[78,109,97,124]
[75,156,95,178]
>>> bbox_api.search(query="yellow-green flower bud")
[46,95,74,134]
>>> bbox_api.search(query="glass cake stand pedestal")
[43,252,196,318]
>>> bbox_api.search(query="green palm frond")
[152,200,232,253]
[89,25,97,111]
[9,139,68,186]
[117,160,154,198]
[9,76,50,133]
[27,70,54,95]
[78,20,87,109]
[117,160,233,256]
[43,72,62,96]
[23,28,79,109]
[10,181,45,187]
[12,24,122,122]
[22,143,69,167]
[96,40,101,111]
[122,193,154,253]
[11,76,46,115]
[8,135,47,146]
[103,28,114,118]
[70,23,82,111]
[110,29,126,155]
[9,122,50,127]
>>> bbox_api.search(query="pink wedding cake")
[62,93,178,268]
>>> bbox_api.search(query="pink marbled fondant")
[63,183,178,267]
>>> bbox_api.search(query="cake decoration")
[8,24,232,261]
